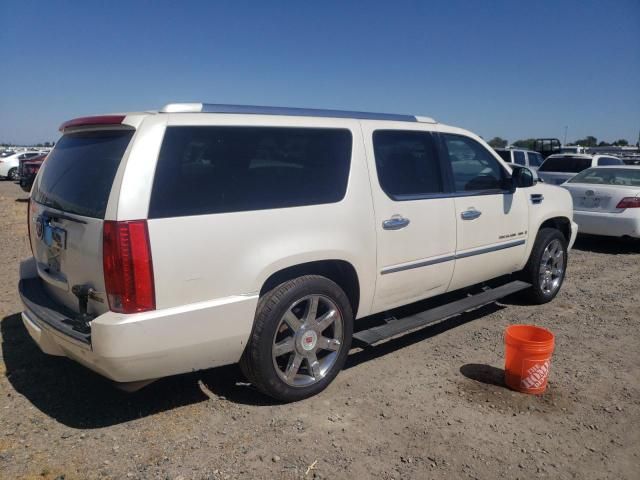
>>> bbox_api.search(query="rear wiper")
[43,210,87,224]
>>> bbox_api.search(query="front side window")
[372,130,444,199]
[442,134,507,192]
[513,151,526,165]
[149,126,352,218]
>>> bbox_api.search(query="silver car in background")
[561,166,640,239]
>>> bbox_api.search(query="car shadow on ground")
[2,302,504,429]
[572,234,640,254]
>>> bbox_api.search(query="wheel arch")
[538,216,572,243]
[259,259,362,318]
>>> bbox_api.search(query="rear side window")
[597,157,623,166]
[149,127,352,218]
[372,130,444,199]
[539,156,592,173]
[495,150,512,162]
[442,134,507,192]
[32,130,134,218]
[513,151,526,165]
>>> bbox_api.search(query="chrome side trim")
[455,239,526,259]
[380,239,526,275]
[189,104,421,122]
[381,255,456,275]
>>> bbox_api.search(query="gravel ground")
[1,179,639,480]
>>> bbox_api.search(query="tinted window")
[539,156,592,173]
[372,130,444,199]
[597,157,623,166]
[32,130,134,218]
[442,134,507,192]
[527,152,544,167]
[569,167,640,186]
[495,150,512,162]
[513,151,526,165]
[149,127,352,218]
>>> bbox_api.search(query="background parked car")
[0,151,44,180]
[18,153,46,192]
[561,166,640,238]
[537,154,624,185]
[494,148,544,175]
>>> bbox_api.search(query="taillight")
[616,197,640,209]
[103,220,155,313]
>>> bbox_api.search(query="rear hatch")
[538,156,592,185]
[29,128,135,317]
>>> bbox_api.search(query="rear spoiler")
[59,115,127,132]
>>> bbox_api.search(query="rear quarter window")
[597,157,623,166]
[148,126,352,218]
[32,130,134,218]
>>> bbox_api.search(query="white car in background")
[538,154,624,185]
[0,151,45,180]
[561,166,640,239]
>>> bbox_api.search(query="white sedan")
[561,166,640,239]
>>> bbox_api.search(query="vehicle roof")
[544,153,620,159]
[157,103,438,124]
[585,165,640,169]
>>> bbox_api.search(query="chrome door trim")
[381,254,455,275]
[455,239,526,259]
[380,239,526,275]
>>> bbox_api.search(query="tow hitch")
[71,284,98,333]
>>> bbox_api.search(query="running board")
[353,280,531,346]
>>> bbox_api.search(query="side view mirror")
[510,166,536,189]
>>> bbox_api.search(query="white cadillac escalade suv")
[20,103,577,401]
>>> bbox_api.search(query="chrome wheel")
[539,239,564,295]
[272,295,344,387]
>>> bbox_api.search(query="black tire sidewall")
[8,168,18,181]
[244,276,353,402]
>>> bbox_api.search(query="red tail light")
[616,197,640,209]
[103,220,155,313]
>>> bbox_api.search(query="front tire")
[7,168,19,181]
[518,228,568,304]
[240,275,353,402]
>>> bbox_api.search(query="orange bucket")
[504,325,555,394]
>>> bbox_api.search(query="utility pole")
[563,126,568,146]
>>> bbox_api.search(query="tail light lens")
[615,197,640,209]
[103,220,155,313]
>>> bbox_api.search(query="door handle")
[382,215,410,230]
[461,209,482,220]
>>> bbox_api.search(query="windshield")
[32,130,134,218]
[539,156,591,173]
[569,168,640,186]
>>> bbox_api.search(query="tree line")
[487,136,631,149]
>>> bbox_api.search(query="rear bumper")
[573,210,640,238]
[19,261,259,383]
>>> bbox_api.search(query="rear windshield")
[32,130,134,218]
[149,126,352,218]
[597,157,623,166]
[569,168,640,186]
[539,156,591,173]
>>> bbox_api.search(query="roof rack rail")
[159,103,436,123]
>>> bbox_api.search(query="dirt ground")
[1,179,638,480]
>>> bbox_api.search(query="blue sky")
[1,0,638,145]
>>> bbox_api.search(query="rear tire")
[7,168,19,181]
[518,228,568,304]
[240,275,353,402]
